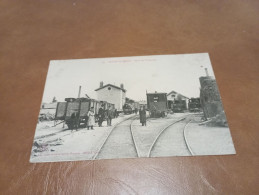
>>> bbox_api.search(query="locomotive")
[172,100,187,113]
[123,103,134,114]
[188,98,201,112]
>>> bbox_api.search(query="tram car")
[172,100,186,113]
[54,98,114,129]
[123,103,134,114]
[188,98,201,112]
[146,92,168,118]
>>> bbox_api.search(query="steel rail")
[183,120,194,155]
[147,117,186,157]
[93,115,137,159]
[34,129,68,140]
[129,116,139,157]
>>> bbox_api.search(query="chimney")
[100,81,104,87]
[120,83,124,89]
[205,68,209,76]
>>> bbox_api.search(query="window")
[108,87,111,90]
[154,96,159,102]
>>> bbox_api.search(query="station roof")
[95,84,126,92]
[167,90,189,99]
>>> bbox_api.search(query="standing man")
[107,106,113,126]
[98,105,105,127]
[74,112,80,130]
[70,112,77,130]
[87,107,95,130]
[139,106,147,126]
[114,109,118,118]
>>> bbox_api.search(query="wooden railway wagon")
[146,93,168,118]
[55,98,114,129]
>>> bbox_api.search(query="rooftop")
[95,84,126,92]
[167,90,189,99]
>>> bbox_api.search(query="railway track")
[34,129,67,140]
[34,130,78,146]
[148,117,194,157]
[34,121,82,144]
[183,120,194,155]
[93,115,139,160]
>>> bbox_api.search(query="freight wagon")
[54,98,114,129]
[146,92,168,118]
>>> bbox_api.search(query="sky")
[42,53,215,103]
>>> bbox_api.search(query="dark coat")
[107,108,114,119]
[98,108,105,119]
[139,109,146,123]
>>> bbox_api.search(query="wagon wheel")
[83,117,88,128]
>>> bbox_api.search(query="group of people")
[69,105,115,131]
[91,105,147,129]
[69,105,147,130]
[96,105,115,127]
[86,105,116,130]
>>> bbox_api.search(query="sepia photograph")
[30,53,236,163]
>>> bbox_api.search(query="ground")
[185,121,236,155]
[31,114,135,162]
[30,112,235,162]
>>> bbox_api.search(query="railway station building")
[95,82,126,111]
[167,91,189,109]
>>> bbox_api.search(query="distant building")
[95,82,126,111]
[40,102,58,116]
[167,91,189,109]
[138,100,147,109]
[41,102,58,109]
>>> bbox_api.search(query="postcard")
[30,53,235,162]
